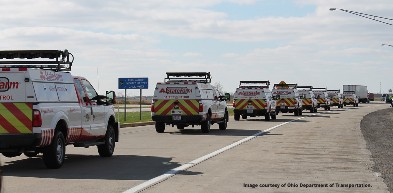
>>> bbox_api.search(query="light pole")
[330,8,393,26]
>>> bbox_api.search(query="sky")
[0,0,392,96]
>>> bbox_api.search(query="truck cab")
[233,81,276,121]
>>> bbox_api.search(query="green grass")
[116,112,152,124]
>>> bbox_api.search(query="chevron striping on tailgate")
[0,103,33,134]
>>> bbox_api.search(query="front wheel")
[98,125,116,157]
[43,131,65,169]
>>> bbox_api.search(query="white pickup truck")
[0,50,119,169]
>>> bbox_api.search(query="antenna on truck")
[0,49,74,71]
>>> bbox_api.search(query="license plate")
[247,109,253,113]
[172,115,181,121]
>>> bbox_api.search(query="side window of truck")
[74,79,87,103]
[81,79,98,100]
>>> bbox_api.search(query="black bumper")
[276,106,298,113]
[0,134,37,151]
[234,109,269,116]
[152,115,203,124]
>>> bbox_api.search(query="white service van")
[151,72,229,133]
[297,86,318,113]
[233,81,276,121]
[313,87,331,111]
[0,50,118,169]
[327,89,344,108]
[343,91,359,107]
[272,81,303,116]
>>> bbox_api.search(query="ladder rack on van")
[0,49,73,71]
[313,87,327,91]
[165,72,211,83]
[297,86,313,90]
[239,81,270,89]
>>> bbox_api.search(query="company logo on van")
[238,91,260,96]
[160,87,192,94]
[0,77,19,92]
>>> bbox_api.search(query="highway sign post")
[118,78,149,121]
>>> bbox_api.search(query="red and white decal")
[39,129,55,146]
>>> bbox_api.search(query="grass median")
[116,108,234,124]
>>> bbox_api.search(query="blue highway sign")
[118,77,148,89]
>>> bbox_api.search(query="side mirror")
[224,93,230,101]
[106,91,116,104]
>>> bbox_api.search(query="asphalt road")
[0,102,390,193]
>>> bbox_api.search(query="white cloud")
[0,0,392,94]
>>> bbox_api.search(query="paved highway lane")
[0,103,390,193]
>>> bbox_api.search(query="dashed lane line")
[123,117,305,193]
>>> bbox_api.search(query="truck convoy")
[0,50,119,169]
[233,81,277,121]
[272,81,303,116]
[312,87,331,111]
[151,72,229,133]
[343,85,369,103]
[297,86,318,113]
[327,89,344,108]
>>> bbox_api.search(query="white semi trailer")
[343,85,369,103]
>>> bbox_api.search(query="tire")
[294,109,299,116]
[270,113,276,120]
[241,114,247,120]
[219,112,228,130]
[264,113,270,121]
[299,109,302,116]
[98,124,116,157]
[155,122,165,133]
[177,125,185,130]
[201,118,211,133]
[43,131,65,169]
[24,151,38,157]
[2,152,22,158]
[234,113,240,121]
[344,104,346,106]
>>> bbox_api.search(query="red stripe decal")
[0,114,20,133]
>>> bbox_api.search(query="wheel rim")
[56,138,64,163]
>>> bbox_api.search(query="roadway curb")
[120,121,155,128]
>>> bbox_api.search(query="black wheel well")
[56,119,68,137]
[108,115,119,142]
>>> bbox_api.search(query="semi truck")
[343,85,369,103]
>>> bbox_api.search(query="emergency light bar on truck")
[0,49,73,71]
[239,81,270,89]
[165,72,211,83]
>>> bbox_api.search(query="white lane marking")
[123,117,305,193]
